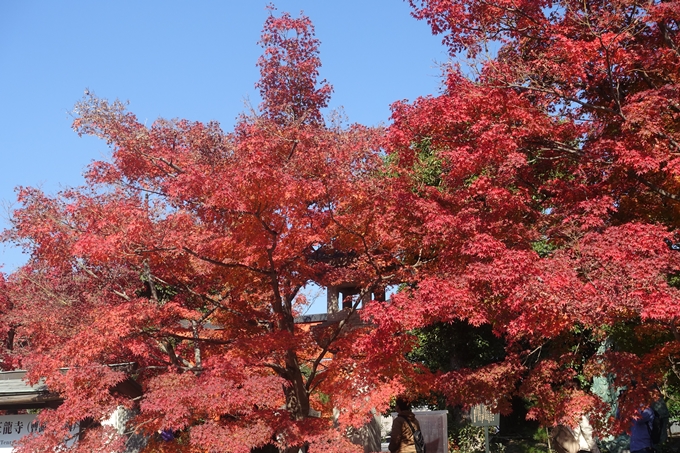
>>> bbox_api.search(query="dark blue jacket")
[630,407,654,452]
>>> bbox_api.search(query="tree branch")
[305,283,377,392]
[262,362,289,379]
[157,157,185,174]
[635,174,680,203]
[182,246,271,275]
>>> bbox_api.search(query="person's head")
[395,397,411,412]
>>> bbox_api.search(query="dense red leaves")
[0,274,18,370]
[2,0,680,449]
[519,359,608,427]
[359,0,680,436]
[256,10,332,126]
[1,11,391,453]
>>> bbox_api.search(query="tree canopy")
[365,0,680,433]
[1,0,680,451]
[1,11,402,453]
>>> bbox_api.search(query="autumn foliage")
[366,0,680,433]
[1,11,400,453]
[1,0,680,451]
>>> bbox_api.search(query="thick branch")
[635,174,680,203]
[262,362,289,379]
[182,246,271,275]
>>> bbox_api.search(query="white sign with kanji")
[0,414,78,452]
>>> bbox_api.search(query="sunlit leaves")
[360,0,680,434]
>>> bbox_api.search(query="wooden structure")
[0,364,142,412]
[326,284,385,314]
[0,370,61,411]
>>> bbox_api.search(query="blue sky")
[0,1,448,309]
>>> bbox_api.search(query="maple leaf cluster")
[364,0,680,434]
[0,0,679,451]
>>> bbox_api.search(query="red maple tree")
[1,11,408,453]
[357,0,680,434]
[3,0,679,449]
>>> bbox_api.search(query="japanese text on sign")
[0,414,78,452]
[470,404,500,427]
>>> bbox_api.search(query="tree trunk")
[282,350,310,453]
[284,350,310,419]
